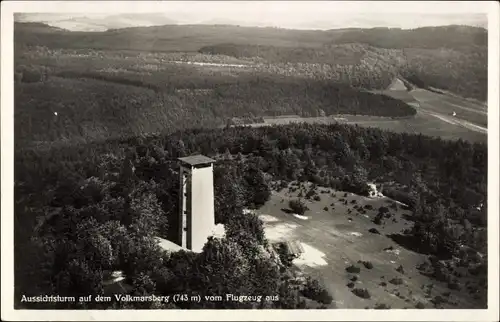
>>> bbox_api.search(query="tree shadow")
[386,233,433,255]
[402,213,414,221]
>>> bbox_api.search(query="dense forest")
[15,62,416,145]
[198,43,487,101]
[15,122,487,308]
[15,22,488,101]
[13,23,487,148]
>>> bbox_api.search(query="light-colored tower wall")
[190,164,215,252]
[178,166,189,249]
[178,161,215,252]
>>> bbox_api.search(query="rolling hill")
[14,22,487,147]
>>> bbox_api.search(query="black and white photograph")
[1,1,499,321]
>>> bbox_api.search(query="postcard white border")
[2,1,499,321]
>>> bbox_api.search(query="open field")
[237,82,487,144]
[237,111,487,143]
[409,89,487,127]
[256,182,486,309]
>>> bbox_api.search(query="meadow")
[258,181,486,309]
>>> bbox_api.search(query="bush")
[273,241,298,267]
[374,303,391,309]
[305,190,316,199]
[415,302,425,309]
[378,206,389,214]
[396,265,405,274]
[313,195,321,201]
[352,288,370,299]
[389,277,404,285]
[373,213,383,225]
[19,65,46,83]
[323,206,328,211]
[346,265,361,273]
[360,261,374,269]
[347,282,355,288]
[288,199,308,216]
[301,277,333,305]
[447,282,461,290]
[368,228,380,234]
[431,295,446,306]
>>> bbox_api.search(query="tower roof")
[178,154,216,166]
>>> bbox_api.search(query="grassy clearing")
[255,181,486,309]
[240,111,487,143]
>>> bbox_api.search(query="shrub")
[374,303,391,309]
[396,265,405,274]
[347,282,355,288]
[313,195,321,201]
[346,265,361,273]
[431,295,446,306]
[305,190,316,199]
[323,206,328,211]
[378,206,389,214]
[288,199,308,216]
[352,288,370,299]
[19,65,46,83]
[368,228,380,234]
[273,241,298,267]
[301,277,333,305]
[389,277,404,285]
[415,302,425,309]
[447,282,461,290]
[360,261,374,269]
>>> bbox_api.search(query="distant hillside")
[14,70,416,146]
[14,13,178,32]
[331,25,487,50]
[13,22,487,147]
[14,22,333,51]
[15,22,487,52]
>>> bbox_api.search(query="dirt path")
[419,110,488,134]
[408,88,487,130]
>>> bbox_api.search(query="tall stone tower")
[178,155,216,252]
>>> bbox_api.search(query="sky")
[14,1,489,31]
